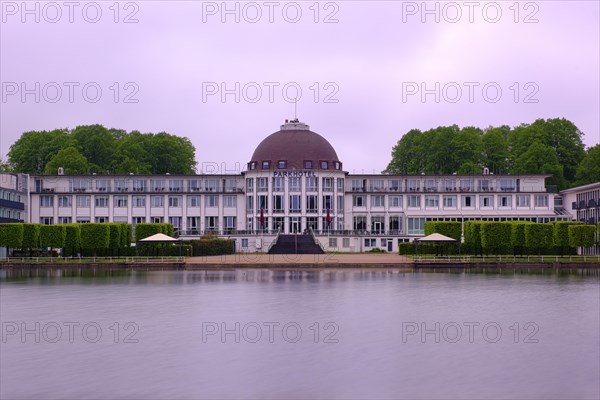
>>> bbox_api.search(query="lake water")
[1,269,599,399]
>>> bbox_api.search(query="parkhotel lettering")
[273,170,317,177]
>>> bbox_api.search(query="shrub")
[424,221,462,240]
[510,221,532,255]
[568,225,596,248]
[39,225,66,249]
[80,223,110,251]
[190,238,235,256]
[525,223,554,254]
[0,223,24,249]
[22,223,40,250]
[464,221,483,255]
[64,224,81,256]
[554,221,583,253]
[481,222,512,254]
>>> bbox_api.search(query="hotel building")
[3,119,586,253]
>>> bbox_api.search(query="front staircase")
[268,234,325,254]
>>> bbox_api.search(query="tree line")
[4,124,197,175]
[384,118,600,190]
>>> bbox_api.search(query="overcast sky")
[1,0,599,174]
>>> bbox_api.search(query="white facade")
[2,120,581,253]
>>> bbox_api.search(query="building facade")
[4,120,583,253]
[561,182,600,255]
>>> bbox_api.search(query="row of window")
[248,160,342,170]
[246,177,343,193]
[38,178,241,192]
[350,178,520,192]
[248,195,343,213]
[0,189,22,203]
[39,216,237,230]
[352,194,549,208]
[0,208,21,220]
[39,195,237,208]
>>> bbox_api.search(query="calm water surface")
[1,269,598,399]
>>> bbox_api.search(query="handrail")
[267,228,281,253]
[308,228,327,252]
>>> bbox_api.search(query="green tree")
[64,224,82,257]
[22,223,40,251]
[384,129,425,174]
[80,224,110,255]
[525,224,554,254]
[7,129,70,173]
[512,141,565,189]
[0,223,24,252]
[481,126,510,174]
[71,125,116,173]
[44,147,89,175]
[39,225,66,250]
[575,145,600,185]
[481,222,512,254]
[0,157,11,172]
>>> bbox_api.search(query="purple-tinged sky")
[1,0,599,174]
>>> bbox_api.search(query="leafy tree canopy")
[384,118,587,190]
[7,125,197,175]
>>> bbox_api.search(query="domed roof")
[249,120,341,171]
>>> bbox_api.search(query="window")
[169,180,183,192]
[273,195,284,212]
[370,179,385,191]
[261,161,270,169]
[58,195,71,207]
[95,216,109,223]
[272,177,284,192]
[323,178,333,192]
[76,195,91,208]
[151,179,165,192]
[408,217,425,235]
[41,195,54,207]
[289,177,301,191]
[206,179,219,192]
[58,217,72,224]
[224,195,237,207]
[151,195,164,207]
[257,178,268,192]
[371,216,385,233]
[306,195,318,212]
[499,179,516,191]
[408,195,420,208]
[258,195,268,211]
[335,161,342,170]
[115,179,129,192]
[249,162,256,170]
[246,196,254,212]
[371,195,385,207]
[95,196,108,207]
[40,217,53,224]
[133,196,146,208]
[480,195,493,208]
[516,195,530,207]
[96,179,110,192]
[352,179,364,191]
[188,196,200,207]
[241,238,249,248]
[443,195,456,208]
[304,160,313,169]
[408,179,420,191]
[246,178,254,193]
[114,196,128,208]
[277,160,286,169]
[342,238,350,247]
[290,195,301,212]
[322,195,333,211]
[425,179,436,191]
[337,178,344,192]
[206,195,218,207]
[478,179,490,191]
[72,179,90,192]
[364,238,376,247]
[133,179,147,192]
[499,195,512,207]
[353,216,367,230]
[337,195,344,212]
[306,177,318,191]
[459,179,472,192]
[151,217,163,223]
[388,180,400,191]
[445,180,456,191]
[462,195,475,207]
[224,216,236,231]
[168,216,181,230]
[169,196,182,207]
[425,195,438,208]
[205,216,218,231]
[329,238,338,248]
[320,161,328,169]
[390,196,402,208]
[353,195,366,207]
[535,194,548,207]
[389,216,401,232]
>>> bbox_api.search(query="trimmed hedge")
[64,224,82,256]
[39,225,66,249]
[568,225,596,248]
[424,221,462,240]
[525,223,554,253]
[135,223,174,241]
[80,223,110,250]
[464,221,483,255]
[481,222,512,254]
[398,241,460,255]
[554,221,583,252]
[510,221,532,255]
[190,237,235,256]
[0,223,24,248]
[22,223,40,249]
